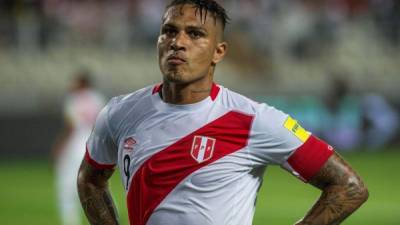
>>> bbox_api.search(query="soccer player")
[77,1,369,225]
[52,70,105,225]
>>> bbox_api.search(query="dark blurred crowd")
[276,76,400,151]
[0,0,399,51]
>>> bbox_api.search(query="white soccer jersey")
[85,83,333,225]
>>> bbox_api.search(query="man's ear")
[212,42,228,65]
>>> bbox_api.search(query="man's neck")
[161,80,213,105]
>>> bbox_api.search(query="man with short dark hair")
[77,1,368,225]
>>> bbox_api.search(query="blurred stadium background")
[0,0,399,224]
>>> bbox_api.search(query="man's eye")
[163,28,177,36]
[188,30,204,39]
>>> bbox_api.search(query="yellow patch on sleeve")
[283,116,310,143]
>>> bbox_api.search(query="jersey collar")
[152,83,220,101]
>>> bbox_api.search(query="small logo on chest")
[123,137,137,152]
[190,136,216,163]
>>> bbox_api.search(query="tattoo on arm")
[77,160,120,225]
[296,152,369,225]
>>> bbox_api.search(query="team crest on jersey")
[123,137,137,152]
[190,136,216,163]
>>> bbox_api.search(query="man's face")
[157,4,226,84]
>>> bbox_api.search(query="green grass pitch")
[0,151,399,225]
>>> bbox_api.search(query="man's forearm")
[77,161,120,225]
[78,183,120,225]
[296,153,369,225]
[296,183,368,225]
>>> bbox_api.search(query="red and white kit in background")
[86,83,334,225]
[56,89,105,225]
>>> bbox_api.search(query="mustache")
[166,53,187,62]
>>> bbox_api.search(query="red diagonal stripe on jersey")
[126,111,254,225]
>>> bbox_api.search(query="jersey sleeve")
[85,100,118,169]
[249,104,334,182]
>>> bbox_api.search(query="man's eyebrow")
[186,25,207,33]
[161,23,177,29]
[161,23,208,33]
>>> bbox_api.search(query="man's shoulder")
[218,85,261,115]
[109,85,153,106]
[105,84,155,117]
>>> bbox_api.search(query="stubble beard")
[161,61,212,85]
[164,70,186,84]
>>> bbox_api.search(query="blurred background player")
[51,70,105,225]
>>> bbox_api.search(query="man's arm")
[295,152,369,225]
[77,160,120,225]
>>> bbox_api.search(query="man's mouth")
[167,55,186,65]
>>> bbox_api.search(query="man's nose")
[170,32,186,51]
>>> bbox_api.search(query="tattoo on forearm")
[299,153,368,225]
[78,161,120,225]
[81,190,120,225]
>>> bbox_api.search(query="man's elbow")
[358,183,369,205]
[347,176,369,207]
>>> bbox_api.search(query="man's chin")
[163,73,186,84]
